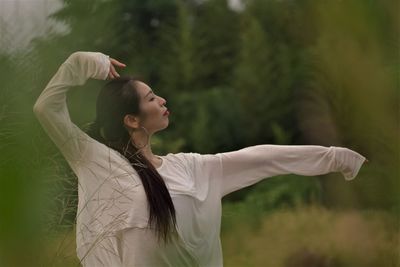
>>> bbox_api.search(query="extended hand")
[108,57,126,79]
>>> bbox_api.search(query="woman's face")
[134,81,169,134]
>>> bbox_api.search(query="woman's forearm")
[219,145,366,196]
[33,52,110,162]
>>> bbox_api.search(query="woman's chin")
[156,122,169,132]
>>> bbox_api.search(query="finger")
[108,71,115,79]
[110,65,120,78]
[110,58,126,67]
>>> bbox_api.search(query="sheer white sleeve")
[33,51,110,164]
[218,145,366,196]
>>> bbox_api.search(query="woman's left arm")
[218,145,367,197]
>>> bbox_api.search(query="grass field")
[222,205,399,267]
[37,205,399,267]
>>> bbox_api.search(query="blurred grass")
[221,205,399,267]
[36,205,399,267]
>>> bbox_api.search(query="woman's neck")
[131,130,161,167]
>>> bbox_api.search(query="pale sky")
[0,0,244,54]
[0,0,65,53]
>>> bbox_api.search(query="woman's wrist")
[65,51,111,81]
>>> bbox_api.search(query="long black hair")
[86,76,176,243]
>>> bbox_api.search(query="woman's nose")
[159,96,167,106]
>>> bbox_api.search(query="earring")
[128,126,149,150]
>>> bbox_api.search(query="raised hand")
[108,57,126,79]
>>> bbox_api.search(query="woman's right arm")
[178,145,366,198]
[33,52,110,164]
[218,145,367,196]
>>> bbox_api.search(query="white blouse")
[33,52,367,267]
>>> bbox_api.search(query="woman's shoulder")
[162,151,221,165]
[161,152,202,172]
[161,151,222,173]
[76,140,136,171]
[163,151,201,163]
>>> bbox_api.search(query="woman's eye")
[150,97,155,101]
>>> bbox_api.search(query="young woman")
[33,51,367,267]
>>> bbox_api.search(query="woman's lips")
[163,110,170,116]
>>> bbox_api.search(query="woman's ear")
[124,114,140,129]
